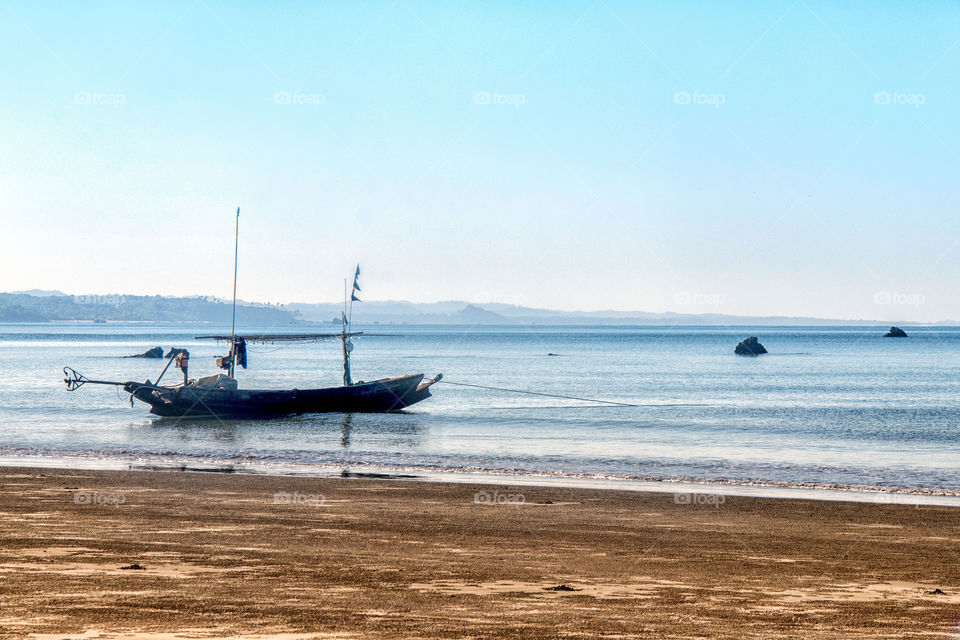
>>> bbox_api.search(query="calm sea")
[1,323,959,495]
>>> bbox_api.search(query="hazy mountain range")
[1,291,947,326]
[291,300,930,326]
[0,292,297,324]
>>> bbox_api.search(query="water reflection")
[340,412,353,448]
[141,410,426,451]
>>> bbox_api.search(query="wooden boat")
[116,371,440,419]
[63,209,441,419]
[64,350,441,419]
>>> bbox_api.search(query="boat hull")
[124,374,437,419]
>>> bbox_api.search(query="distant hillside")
[286,300,914,326]
[0,293,301,325]
[12,289,68,297]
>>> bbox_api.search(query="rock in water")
[883,326,908,338]
[735,336,767,356]
[165,347,189,358]
[127,346,164,358]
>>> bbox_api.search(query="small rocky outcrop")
[126,346,164,358]
[735,336,767,356]
[165,347,189,358]
[883,326,908,338]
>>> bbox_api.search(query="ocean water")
[1,323,959,494]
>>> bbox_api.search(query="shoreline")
[3,455,960,507]
[3,466,959,638]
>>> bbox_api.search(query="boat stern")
[396,373,442,408]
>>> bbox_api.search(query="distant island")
[1,291,948,326]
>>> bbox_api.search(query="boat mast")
[340,265,360,387]
[341,277,352,386]
[229,207,240,378]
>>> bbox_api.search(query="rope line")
[436,380,637,407]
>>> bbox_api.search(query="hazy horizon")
[4,287,952,324]
[2,2,957,321]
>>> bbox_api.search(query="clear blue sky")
[1,1,958,321]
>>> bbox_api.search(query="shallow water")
[1,323,958,493]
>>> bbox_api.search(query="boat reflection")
[141,410,426,451]
[340,412,353,448]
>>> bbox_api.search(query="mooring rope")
[436,380,638,407]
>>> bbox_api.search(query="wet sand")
[1,466,959,639]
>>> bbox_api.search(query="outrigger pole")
[229,207,240,378]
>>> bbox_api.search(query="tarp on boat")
[192,374,238,391]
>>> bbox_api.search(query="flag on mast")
[351,264,361,301]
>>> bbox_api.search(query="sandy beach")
[1,467,959,639]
